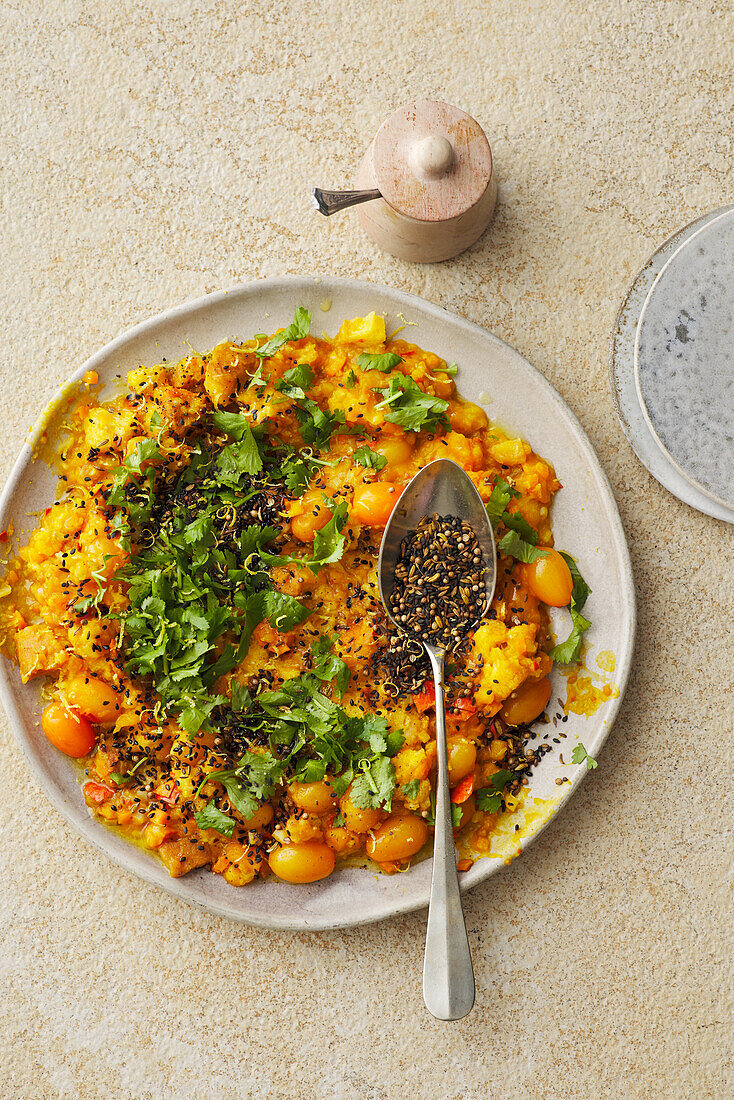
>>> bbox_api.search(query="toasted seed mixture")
[389,513,486,650]
[0,308,586,887]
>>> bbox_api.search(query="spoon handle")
[422,645,476,1021]
[311,187,382,216]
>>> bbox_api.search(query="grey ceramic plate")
[610,206,734,524]
[0,277,635,930]
[635,209,734,510]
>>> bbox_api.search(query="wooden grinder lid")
[369,100,493,222]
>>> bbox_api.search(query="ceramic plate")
[635,209,734,510]
[610,207,734,524]
[0,277,635,929]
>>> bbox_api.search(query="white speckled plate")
[0,277,635,929]
[635,209,734,510]
[610,206,734,524]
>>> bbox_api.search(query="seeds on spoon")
[389,513,487,650]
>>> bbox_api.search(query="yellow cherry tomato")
[351,482,401,527]
[241,803,274,830]
[366,814,428,863]
[64,674,121,724]
[289,780,337,815]
[500,676,552,727]
[520,548,573,607]
[42,702,96,757]
[446,737,477,785]
[268,842,336,883]
[373,435,413,467]
[291,491,332,543]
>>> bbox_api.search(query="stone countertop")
[0,2,731,1097]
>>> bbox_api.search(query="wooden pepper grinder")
[313,100,496,263]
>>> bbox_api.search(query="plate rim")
[608,205,734,524]
[0,275,636,929]
[633,208,734,511]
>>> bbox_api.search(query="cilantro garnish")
[353,445,387,471]
[106,439,162,527]
[400,779,421,799]
[374,375,450,433]
[254,307,311,359]
[485,477,519,526]
[560,551,591,611]
[485,476,540,546]
[549,606,591,665]
[308,635,351,697]
[109,443,310,734]
[549,553,592,664]
[263,499,349,575]
[197,749,285,824]
[344,369,357,386]
[497,531,548,563]
[571,743,597,770]
[194,800,236,836]
[475,768,513,812]
[295,400,345,449]
[356,352,403,373]
[215,427,263,484]
[276,362,315,399]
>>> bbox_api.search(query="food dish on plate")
[0,307,594,888]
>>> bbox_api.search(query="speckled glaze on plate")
[635,209,734,510]
[0,278,635,930]
[610,207,734,524]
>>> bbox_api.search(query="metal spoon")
[378,458,497,1021]
[311,187,382,216]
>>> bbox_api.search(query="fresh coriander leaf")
[350,756,397,811]
[353,445,387,471]
[475,789,502,813]
[356,352,403,373]
[310,500,349,570]
[279,363,315,393]
[126,438,160,471]
[452,803,463,827]
[559,551,591,612]
[179,695,226,737]
[150,409,164,429]
[220,776,259,820]
[260,589,311,633]
[374,375,449,433]
[401,779,420,799]
[485,477,520,526]
[254,306,311,358]
[212,409,254,441]
[332,811,345,828]
[571,743,597,770]
[309,635,351,697]
[215,426,263,484]
[488,768,514,790]
[344,368,357,386]
[194,800,235,836]
[549,606,591,665]
[498,530,548,563]
[385,729,405,756]
[502,511,540,544]
[294,399,345,449]
[230,680,251,713]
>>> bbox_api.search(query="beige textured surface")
[0,2,732,1097]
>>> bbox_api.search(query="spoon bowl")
[378,458,497,625]
[378,459,497,1021]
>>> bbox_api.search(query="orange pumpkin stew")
[0,308,592,885]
